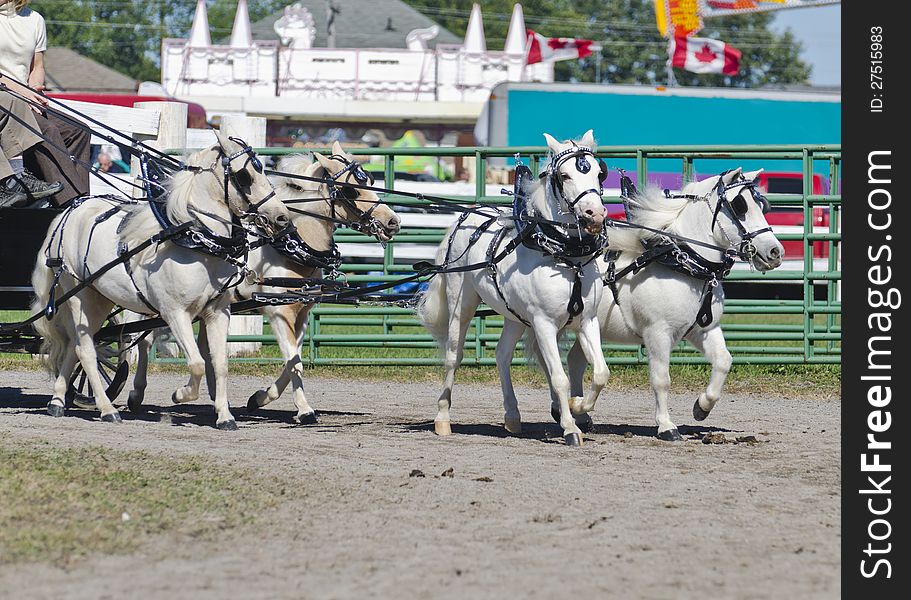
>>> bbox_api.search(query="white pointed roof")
[230,0,254,48]
[504,4,526,55]
[463,3,486,53]
[188,0,211,47]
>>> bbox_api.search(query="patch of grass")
[0,439,284,565]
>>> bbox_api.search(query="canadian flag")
[671,35,741,75]
[525,29,594,65]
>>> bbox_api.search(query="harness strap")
[117,242,159,315]
[486,228,532,327]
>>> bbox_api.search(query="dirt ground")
[0,368,840,600]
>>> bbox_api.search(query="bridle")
[185,136,278,231]
[668,172,773,262]
[543,143,608,211]
[320,154,389,239]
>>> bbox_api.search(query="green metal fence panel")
[155,144,841,366]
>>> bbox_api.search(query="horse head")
[311,141,401,242]
[541,130,606,236]
[688,167,784,272]
[212,131,290,233]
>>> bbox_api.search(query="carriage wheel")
[66,342,130,410]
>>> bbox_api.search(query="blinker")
[575,155,591,174]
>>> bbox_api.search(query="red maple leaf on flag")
[695,44,717,63]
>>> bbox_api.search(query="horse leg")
[47,346,77,417]
[642,328,682,441]
[534,321,583,446]
[68,300,122,422]
[686,325,732,421]
[169,315,206,406]
[201,310,237,430]
[434,280,479,436]
[127,334,153,413]
[547,339,594,432]
[197,320,217,402]
[248,306,317,424]
[571,317,609,415]
[497,319,526,434]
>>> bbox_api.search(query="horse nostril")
[585,209,595,216]
[276,214,290,226]
[770,246,781,259]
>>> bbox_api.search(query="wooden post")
[132,102,188,359]
[220,116,267,356]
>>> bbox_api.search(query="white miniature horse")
[546,168,785,440]
[31,134,291,429]
[126,143,401,424]
[418,131,608,446]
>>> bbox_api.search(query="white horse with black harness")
[418,130,609,446]
[31,134,291,429]
[540,167,785,440]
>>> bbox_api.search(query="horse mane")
[118,145,221,248]
[276,154,324,193]
[272,153,335,251]
[607,187,690,255]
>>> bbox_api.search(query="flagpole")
[666,37,678,86]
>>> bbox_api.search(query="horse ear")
[543,133,561,153]
[743,168,764,182]
[722,167,743,185]
[213,130,231,152]
[579,129,595,148]
[313,152,337,173]
[331,140,345,156]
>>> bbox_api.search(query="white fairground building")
[161,0,552,143]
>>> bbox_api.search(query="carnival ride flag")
[670,35,742,75]
[525,30,594,65]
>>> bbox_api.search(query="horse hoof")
[693,400,710,421]
[217,420,238,431]
[171,391,180,405]
[247,391,268,412]
[576,413,594,433]
[127,392,145,414]
[101,412,123,424]
[47,402,65,418]
[294,411,318,425]
[434,421,452,436]
[564,432,583,447]
[504,417,522,434]
[657,428,683,442]
[71,393,96,411]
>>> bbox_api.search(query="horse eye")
[288,183,302,191]
[560,172,572,181]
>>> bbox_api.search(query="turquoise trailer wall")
[506,89,841,175]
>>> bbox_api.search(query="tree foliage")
[403,0,811,87]
[30,0,810,87]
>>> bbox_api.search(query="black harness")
[605,172,771,329]
[481,150,609,327]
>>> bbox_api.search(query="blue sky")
[770,4,841,86]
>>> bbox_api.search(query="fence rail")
[152,143,841,366]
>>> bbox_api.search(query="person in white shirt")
[1,0,90,204]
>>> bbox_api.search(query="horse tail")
[416,243,450,344]
[30,241,69,374]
